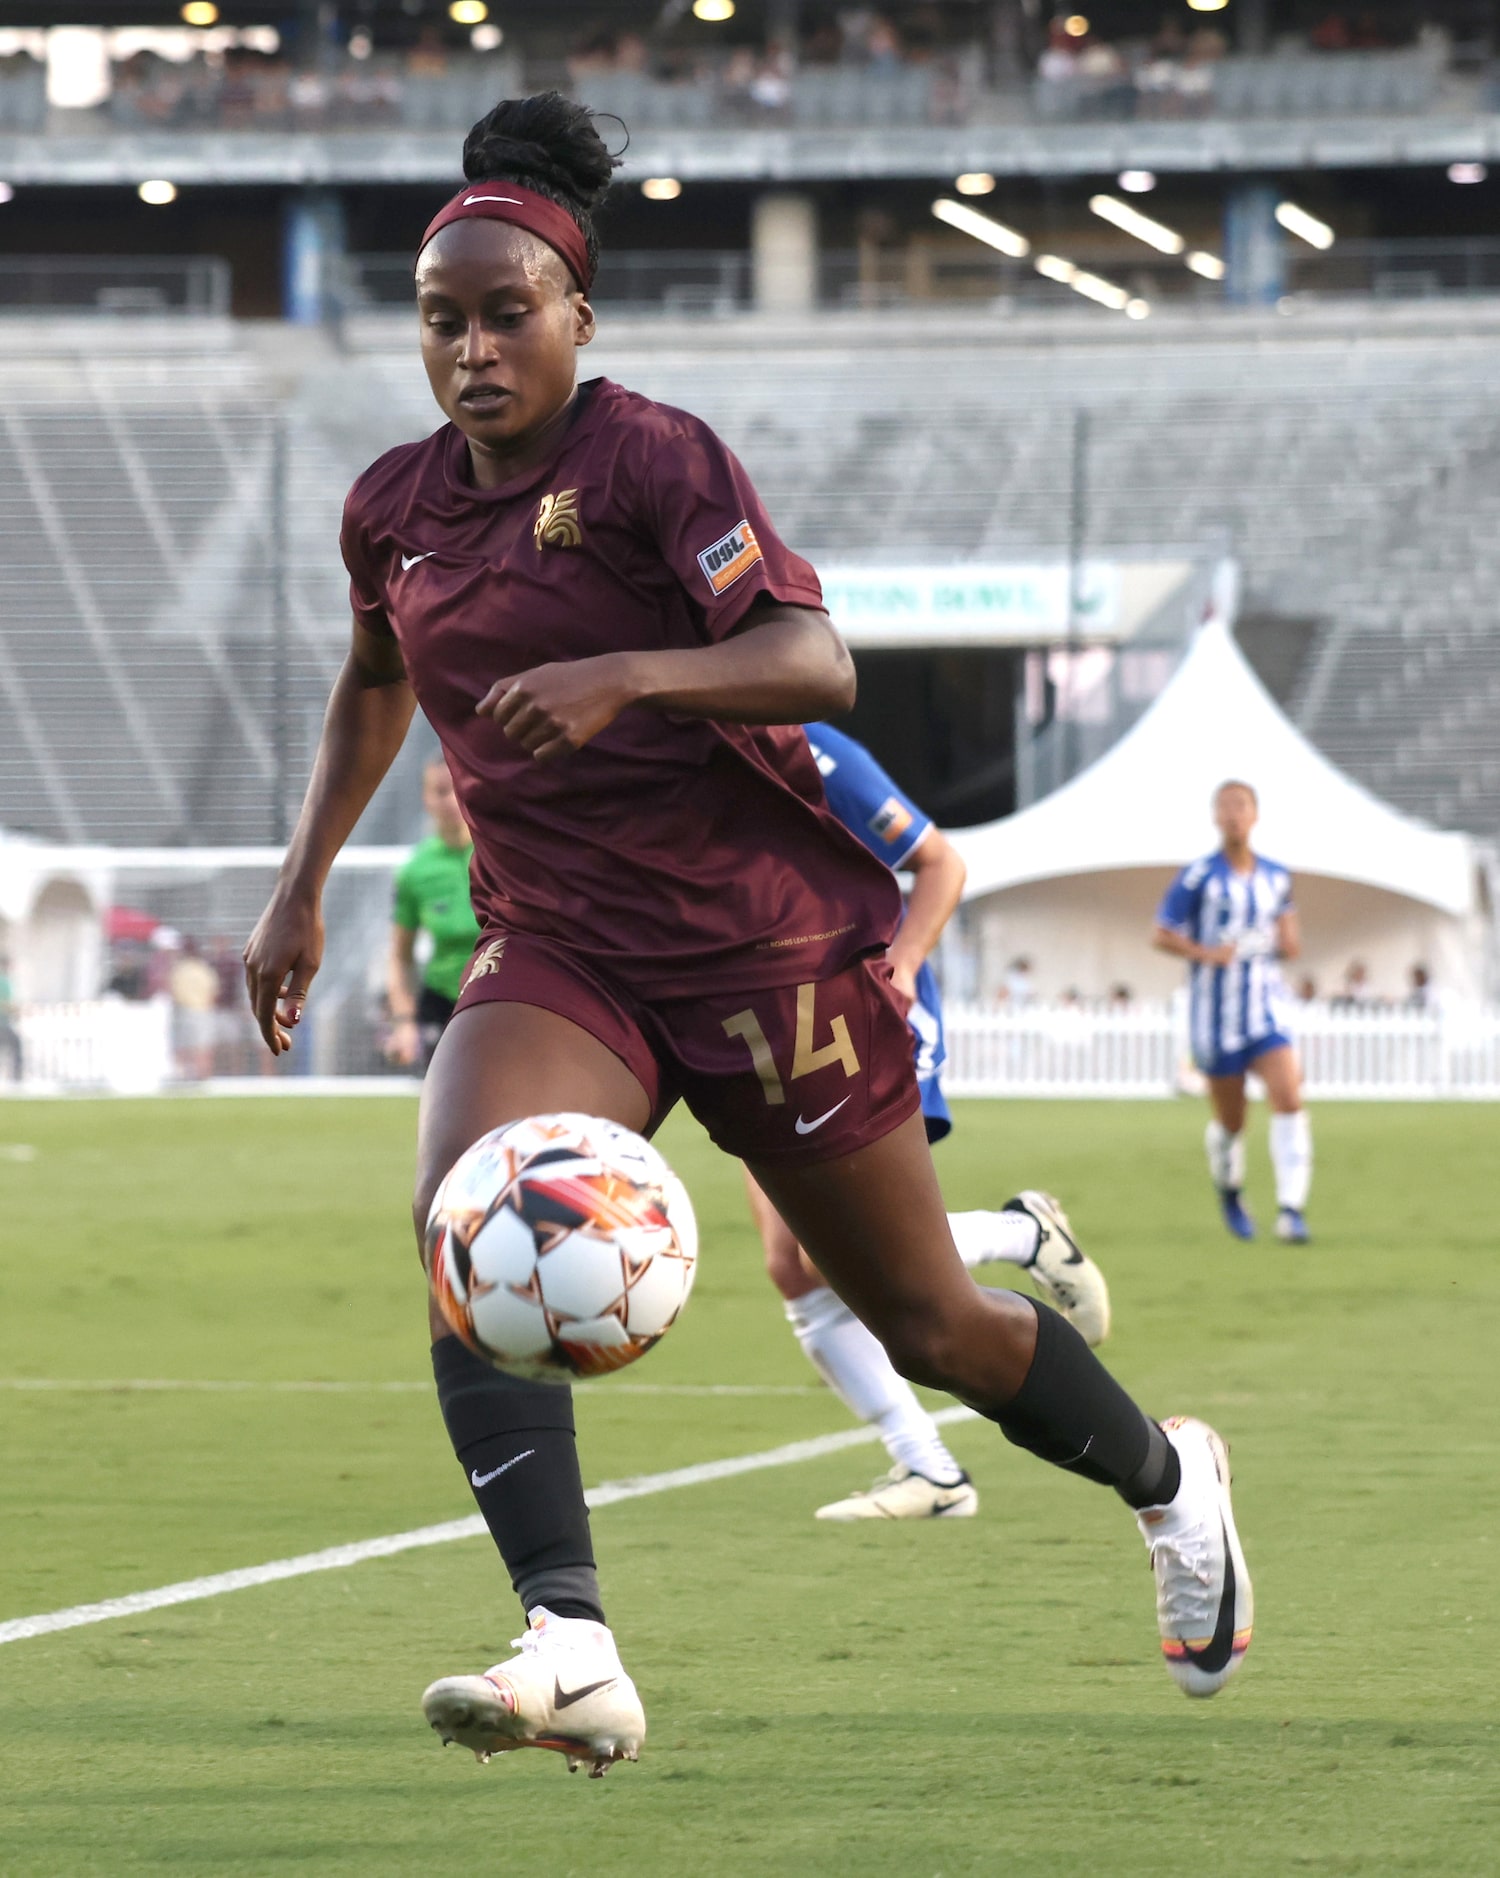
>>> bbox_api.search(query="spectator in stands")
[1108,983,1133,1009]
[1006,955,1036,1007]
[0,954,20,1085]
[169,940,222,1082]
[1406,963,1433,1010]
[1333,959,1372,1008]
[1295,973,1318,1003]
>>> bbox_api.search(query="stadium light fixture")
[1187,0,1228,11]
[1186,250,1227,280]
[1448,161,1487,184]
[1063,14,1089,36]
[692,0,736,20]
[180,1,218,22]
[138,179,178,205]
[955,172,996,196]
[1125,298,1151,319]
[641,177,683,201]
[1089,193,1185,255]
[1275,200,1335,249]
[471,23,504,50]
[1035,252,1138,315]
[931,198,1030,259]
[448,0,488,23]
[1118,170,1156,193]
[0,182,13,205]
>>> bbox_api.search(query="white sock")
[1269,1110,1312,1210]
[947,1208,1040,1270]
[784,1287,964,1485]
[1205,1119,1246,1194]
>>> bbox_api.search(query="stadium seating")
[2,309,1497,851]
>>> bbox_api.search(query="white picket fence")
[8,998,173,1094]
[5,996,1500,1099]
[942,999,1500,1099]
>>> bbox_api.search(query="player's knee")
[880,1306,969,1392]
[763,1234,815,1299]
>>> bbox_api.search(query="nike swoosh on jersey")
[553,1675,617,1710]
[794,1096,852,1136]
[401,551,436,570]
[470,1448,536,1489]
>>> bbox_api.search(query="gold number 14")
[722,982,862,1108]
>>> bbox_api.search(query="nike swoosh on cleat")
[1170,1517,1238,1677]
[470,1449,535,1489]
[553,1675,617,1710]
[794,1096,851,1136]
[401,551,436,570]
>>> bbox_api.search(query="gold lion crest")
[535,489,582,549]
[464,937,508,986]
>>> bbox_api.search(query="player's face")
[416,220,594,468]
[1213,785,1258,846]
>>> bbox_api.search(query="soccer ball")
[423,1113,698,1383]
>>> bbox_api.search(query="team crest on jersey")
[464,937,509,985]
[697,520,763,595]
[868,796,914,845]
[535,489,582,549]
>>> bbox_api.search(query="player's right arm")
[244,620,416,1054]
[1152,864,1234,967]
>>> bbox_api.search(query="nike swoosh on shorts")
[794,1096,852,1136]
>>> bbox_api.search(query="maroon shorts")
[452,932,920,1167]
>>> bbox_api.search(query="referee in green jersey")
[386,758,481,1070]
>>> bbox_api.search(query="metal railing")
[942,998,1500,1099]
[0,256,231,317]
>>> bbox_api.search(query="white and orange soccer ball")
[423,1113,698,1383]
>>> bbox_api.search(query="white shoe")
[1136,1417,1253,1698]
[1003,1190,1112,1346]
[421,1607,645,1777]
[815,1464,978,1522]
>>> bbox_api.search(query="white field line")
[0,1408,978,1648]
[0,1379,823,1398]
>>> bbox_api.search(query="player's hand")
[476,654,636,761]
[243,889,324,1055]
[1199,942,1236,967]
[887,956,919,1013]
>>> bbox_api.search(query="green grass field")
[1,1096,1496,1876]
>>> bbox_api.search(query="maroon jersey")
[341,378,900,997]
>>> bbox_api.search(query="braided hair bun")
[463,93,618,282]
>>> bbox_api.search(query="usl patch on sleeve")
[868,796,915,844]
[697,520,764,596]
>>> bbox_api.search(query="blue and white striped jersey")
[805,722,950,1138]
[1157,851,1294,1064]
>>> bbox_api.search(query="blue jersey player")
[1154,780,1312,1244]
[742,722,1113,1520]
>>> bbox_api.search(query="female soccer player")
[386,756,480,1069]
[1154,779,1312,1243]
[245,93,1253,1777]
[752,722,1111,1522]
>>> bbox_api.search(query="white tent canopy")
[950,619,1485,1003]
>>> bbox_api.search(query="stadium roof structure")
[953,615,1477,920]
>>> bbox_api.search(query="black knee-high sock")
[988,1299,1181,1510]
[432,1336,605,1624]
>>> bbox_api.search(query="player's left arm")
[887,829,967,1007]
[475,596,853,761]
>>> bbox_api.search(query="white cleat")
[1136,1416,1253,1699]
[421,1607,645,1778]
[1002,1190,1112,1346]
[815,1464,978,1522]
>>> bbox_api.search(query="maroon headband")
[418,182,592,290]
